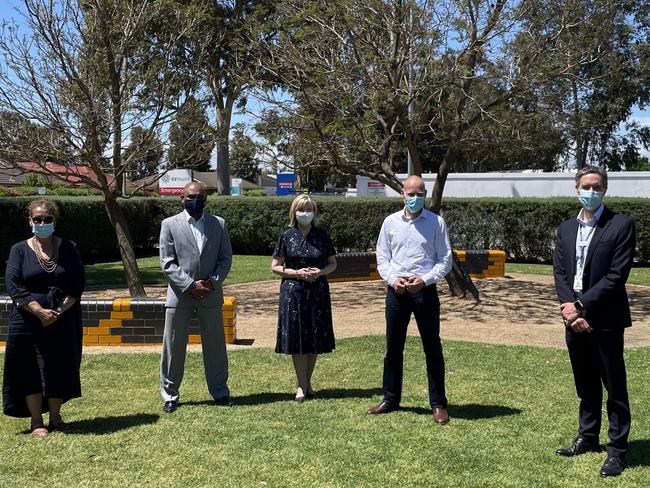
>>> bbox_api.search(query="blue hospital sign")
[276,172,295,196]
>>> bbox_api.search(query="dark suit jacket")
[553,206,636,330]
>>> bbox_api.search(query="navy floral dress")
[273,226,336,354]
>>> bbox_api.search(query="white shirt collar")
[183,209,204,223]
[577,203,604,225]
[401,208,428,222]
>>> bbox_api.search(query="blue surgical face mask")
[578,190,603,212]
[404,195,425,213]
[296,211,314,225]
[184,197,206,216]
[32,222,55,238]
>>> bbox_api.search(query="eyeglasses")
[31,216,54,224]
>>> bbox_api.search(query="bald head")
[182,181,206,199]
[402,176,425,197]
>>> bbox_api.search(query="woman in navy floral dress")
[272,195,337,402]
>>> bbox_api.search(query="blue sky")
[1,1,648,161]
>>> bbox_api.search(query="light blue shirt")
[573,204,604,292]
[376,208,452,287]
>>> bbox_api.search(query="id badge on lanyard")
[573,237,590,291]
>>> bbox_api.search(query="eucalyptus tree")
[0,0,197,296]
[259,0,648,212]
[167,97,214,172]
[123,126,164,180]
[177,0,275,194]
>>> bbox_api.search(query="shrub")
[0,186,18,197]
[243,189,268,197]
[1,196,648,275]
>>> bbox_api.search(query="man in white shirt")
[159,182,233,413]
[368,175,453,424]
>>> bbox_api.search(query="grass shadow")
[44,413,159,435]
[180,388,383,407]
[182,393,288,407]
[314,387,383,400]
[400,403,522,420]
[627,439,650,468]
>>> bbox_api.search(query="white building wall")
[375,172,650,198]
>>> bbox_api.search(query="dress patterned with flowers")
[273,226,336,354]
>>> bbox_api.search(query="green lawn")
[1,337,649,487]
[83,254,277,288]
[1,256,647,291]
[506,262,650,286]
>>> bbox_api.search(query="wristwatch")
[573,300,584,313]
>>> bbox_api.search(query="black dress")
[2,238,85,418]
[274,226,336,354]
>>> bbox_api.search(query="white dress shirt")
[573,204,604,292]
[184,209,207,253]
[376,208,452,287]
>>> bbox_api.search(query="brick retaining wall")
[0,250,504,346]
[0,296,238,347]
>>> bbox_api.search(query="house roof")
[14,162,114,187]
[0,161,26,186]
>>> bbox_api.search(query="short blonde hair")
[288,194,317,227]
[27,199,60,221]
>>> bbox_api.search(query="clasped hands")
[560,302,592,333]
[190,279,214,300]
[36,306,60,327]
[295,267,321,282]
[393,276,425,294]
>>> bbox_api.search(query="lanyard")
[577,224,596,263]
[574,223,596,292]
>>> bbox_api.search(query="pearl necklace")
[31,237,59,273]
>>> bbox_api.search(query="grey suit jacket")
[159,211,233,308]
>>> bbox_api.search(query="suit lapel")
[200,215,215,257]
[566,219,578,275]
[584,207,611,269]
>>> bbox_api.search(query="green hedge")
[441,197,649,264]
[1,196,648,273]
[0,197,166,269]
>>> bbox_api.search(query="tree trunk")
[429,146,479,301]
[430,146,454,214]
[103,196,146,297]
[215,127,230,195]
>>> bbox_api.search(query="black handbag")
[46,286,65,311]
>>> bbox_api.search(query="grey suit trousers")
[160,304,229,403]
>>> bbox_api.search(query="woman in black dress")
[3,199,85,436]
[272,195,337,402]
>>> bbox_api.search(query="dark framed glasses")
[31,216,54,224]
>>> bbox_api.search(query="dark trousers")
[382,284,447,408]
[565,327,630,457]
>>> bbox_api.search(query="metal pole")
[407,0,414,176]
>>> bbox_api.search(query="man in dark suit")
[553,166,636,477]
[159,181,233,413]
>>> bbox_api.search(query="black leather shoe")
[600,456,625,477]
[367,401,397,415]
[163,401,177,413]
[555,436,601,457]
[214,396,233,407]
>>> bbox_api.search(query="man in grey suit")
[159,181,233,413]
